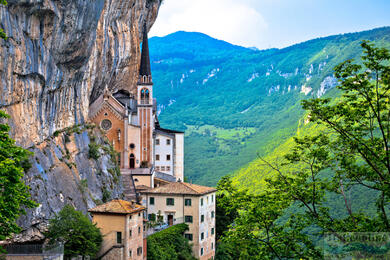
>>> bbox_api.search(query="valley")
[149,27,390,187]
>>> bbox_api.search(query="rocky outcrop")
[0,0,160,147]
[0,0,161,242]
[14,125,124,243]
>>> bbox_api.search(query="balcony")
[145,217,185,236]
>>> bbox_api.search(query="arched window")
[140,88,149,104]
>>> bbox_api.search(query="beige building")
[89,200,146,260]
[140,182,217,260]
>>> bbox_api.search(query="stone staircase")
[121,169,137,201]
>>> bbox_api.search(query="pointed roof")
[88,199,145,215]
[140,182,217,196]
[139,23,151,77]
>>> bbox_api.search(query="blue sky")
[149,0,390,49]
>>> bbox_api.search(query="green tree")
[217,42,390,259]
[46,205,102,258]
[147,223,195,260]
[0,110,36,250]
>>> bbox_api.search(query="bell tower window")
[140,88,150,105]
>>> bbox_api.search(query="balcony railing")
[5,242,64,258]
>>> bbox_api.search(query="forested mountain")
[149,27,390,186]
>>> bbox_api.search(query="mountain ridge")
[149,26,390,187]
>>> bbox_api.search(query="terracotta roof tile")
[88,199,145,214]
[140,182,216,196]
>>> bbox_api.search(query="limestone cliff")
[0,0,161,242]
[0,0,160,146]
[16,125,124,242]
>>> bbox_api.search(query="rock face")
[0,0,160,147]
[0,0,161,242]
[15,125,124,242]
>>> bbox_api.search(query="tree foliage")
[0,110,36,250]
[217,42,390,259]
[147,223,196,260]
[0,0,7,40]
[45,205,102,258]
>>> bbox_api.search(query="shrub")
[88,142,100,160]
[147,223,195,260]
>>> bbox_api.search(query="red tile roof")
[88,199,145,214]
[140,182,217,196]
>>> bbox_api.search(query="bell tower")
[137,24,154,167]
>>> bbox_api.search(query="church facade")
[89,27,184,194]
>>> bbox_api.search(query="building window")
[211,211,215,218]
[140,88,150,104]
[130,143,135,149]
[201,198,204,206]
[116,232,122,244]
[201,248,204,256]
[166,198,174,206]
[156,154,160,161]
[211,228,215,235]
[166,154,171,161]
[138,212,141,217]
[156,166,160,171]
[130,229,132,237]
[137,246,143,256]
[161,166,165,171]
[138,226,141,234]
[201,215,204,222]
[148,213,156,221]
[185,215,193,223]
[201,232,204,240]
[167,166,171,171]
[129,215,132,220]
[184,233,193,241]
[134,178,139,182]
[156,139,160,145]
[212,194,214,202]
[166,139,171,145]
[129,250,132,257]
[150,197,155,205]
[185,199,192,206]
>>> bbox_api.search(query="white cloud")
[149,0,268,47]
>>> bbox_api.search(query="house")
[89,200,146,260]
[88,24,184,199]
[139,182,217,260]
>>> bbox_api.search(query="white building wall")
[174,133,184,181]
[198,192,216,259]
[154,133,174,176]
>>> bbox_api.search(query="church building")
[89,26,184,199]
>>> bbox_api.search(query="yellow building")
[89,200,146,260]
[140,182,217,260]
